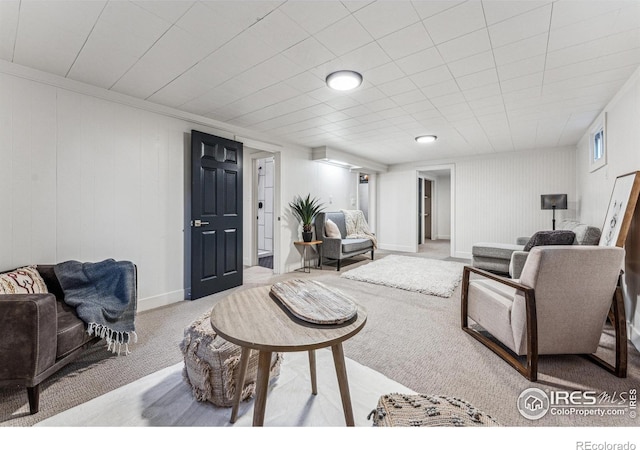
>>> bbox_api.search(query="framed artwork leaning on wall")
[599,171,640,247]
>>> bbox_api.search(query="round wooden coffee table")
[210,285,367,426]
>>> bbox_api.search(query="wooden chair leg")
[461,266,539,381]
[27,385,40,414]
[587,287,627,378]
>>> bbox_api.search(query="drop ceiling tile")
[500,72,543,94]
[134,1,194,23]
[550,0,635,30]
[68,46,138,89]
[423,82,462,102]
[447,51,495,78]
[180,87,244,115]
[376,22,434,60]
[315,15,373,56]
[469,101,506,116]
[497,54,545,81]
[111,59,181,99]
[282,37,335,71]
[246,9,309,53]
[147,71,215,107]
[483,1,552,26]
[488,4,551,48]
[423,1,486,45]
[341,1,375,13]
[323,111,352,123]
[457,68,499,90]
[437,29,492,63]
[395,47,445,75]
[430,91,467,108]
[139,26,214,74]
[365,97,398,112]
[347,86,387,104]
[206,31,279,78]
[285,72,326,93]
[377,77,417,96]
[402,100,437,114]
[412,1,465,20]
[548,9,619,51]
[410,65,452,88]
[390,89,427,107]
[175,2,257,50]
[234,55,305,91]
[492,32,548,66]
[353,1,420,39]
[13,23,85,77]
[364,62,406,85]
[462,82,502,101]
[0,1,19,61]
[280,1,349,34]
[325,96,362,111]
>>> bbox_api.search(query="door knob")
[192,220,210,227]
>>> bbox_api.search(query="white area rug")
[341,255,464,298]
[35,349,414,427]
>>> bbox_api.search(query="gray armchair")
[314,211,374,271]
[462,245,626,381]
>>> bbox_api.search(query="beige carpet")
[1,251,639,428]
[34,350,414,427]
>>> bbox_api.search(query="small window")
[589,113,606,172]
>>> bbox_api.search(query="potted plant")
[289,194,325,242]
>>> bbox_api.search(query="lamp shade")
[541,194,568,210]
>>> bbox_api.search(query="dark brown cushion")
[523,230,576,252]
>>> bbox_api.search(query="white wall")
[0,63,358,310]
[576,67,640,350]
[379,148,576,258]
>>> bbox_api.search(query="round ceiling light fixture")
[415,135,438,144]
[326,70,363,91]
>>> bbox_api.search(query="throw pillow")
[325,219,341,238]
[0,265,48,294]
[523,230,576,252]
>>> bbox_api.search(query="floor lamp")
[541,194,568,230]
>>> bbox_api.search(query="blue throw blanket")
[54,259,137,355]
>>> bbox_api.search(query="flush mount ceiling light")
[326,70,363,91]
[415,135,438,144]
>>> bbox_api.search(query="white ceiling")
[1,0,639,165]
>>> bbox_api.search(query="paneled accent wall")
[455,148,576,258]
[378,147,576,257]
[0,72,221,310]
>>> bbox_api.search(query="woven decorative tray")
[269,279,358,325]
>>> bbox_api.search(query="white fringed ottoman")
[180,309,282,407]
[368,393,501,427]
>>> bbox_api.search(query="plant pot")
[302,231,313,242]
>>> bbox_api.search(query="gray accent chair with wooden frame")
[461,246,626,381]
[314,211,374,271]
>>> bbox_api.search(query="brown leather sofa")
[0,265,99,414]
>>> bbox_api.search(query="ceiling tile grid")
[2,0,640,165]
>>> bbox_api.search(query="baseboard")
[138,289,186,312]
[629,321,640,352]
[455,251,472,260]
[378,243,416,253]
[436,235,451,240]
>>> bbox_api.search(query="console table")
[209,285,367,426]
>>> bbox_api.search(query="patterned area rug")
[340,255,464,298]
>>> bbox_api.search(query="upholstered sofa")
[0,265,100,414]
[314,211,375,271]
[471,220,601,278]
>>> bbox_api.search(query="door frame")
[418,176,437,244]
[246,149,282,274]
[414,164,455,258]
